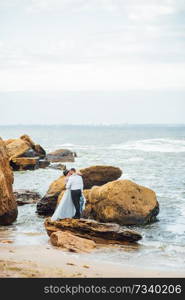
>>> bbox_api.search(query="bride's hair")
[63,169,69,176]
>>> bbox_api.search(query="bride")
[51,169,85,221]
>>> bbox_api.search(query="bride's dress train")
[51,189,86,221]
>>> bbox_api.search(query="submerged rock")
[45,218,142,244]
[50,231,96,253]
[14,189,41,205]
[46,149,75,163]
[0,138,18,225]
[84,180,159,225]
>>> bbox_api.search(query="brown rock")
[5,138,30,160]
[10,157,40,171]
[4,134,46,171]
[80,165,122,189]
[0,138,18,225]
[50,231,96,252]
[45,217,142,244]
[85,180,159,225]
[36,176,66,215]
[46,149,75,163]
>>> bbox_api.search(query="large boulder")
[4,135,48,171]
[84,180,159,225]
[80,165,122,189]
[36,176,66,215]
[0,138,18,225]
[36,165,122,216]
[45,218,142,245]
[46,149,75,163]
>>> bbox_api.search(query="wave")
[110,139,185,153]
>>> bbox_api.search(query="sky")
[0,0,185,124]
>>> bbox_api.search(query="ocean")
[0,124,185,272]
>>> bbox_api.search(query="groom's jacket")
[66,174,84,190]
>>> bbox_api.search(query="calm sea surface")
[0,125,185,271]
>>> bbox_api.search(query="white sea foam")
[110,139,185,153]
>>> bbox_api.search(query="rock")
[84,180,159,225]
[80,165,122,189]
[4,134,46,171]
[38,159,50,169]
[10,157,40,171]
[45,218,142,244]
[46,149,75,163]
[14,189,41,205]
[49,163,66,170]
[36,176,66,215]
[33,144,46,159]
[50,231,96,253]
[0,138,18,225]
[5,138,30,160]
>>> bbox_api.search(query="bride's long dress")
[51,188,86,221]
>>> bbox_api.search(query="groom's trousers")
[71,189,82,218]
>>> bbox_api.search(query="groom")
[66,168,84,219]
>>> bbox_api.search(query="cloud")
[0,0,185,91]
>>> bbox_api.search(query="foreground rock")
[46,149,76,163]
[50,231,96,253]
[5,135,49,171]
[45,218,142,245]
[84,180,159,225]
[37,165,122,216]
[0,138,18,225]
[14,190,41,205]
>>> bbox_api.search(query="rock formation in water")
[83,180,159,225]
[4,134,49,171]
[46,149,76,163]
[45,217,142,252]
[80,165,122,189]
[0,138,18,225]
[37,165,122,215]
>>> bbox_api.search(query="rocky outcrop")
[36,176,66,215]
[45,218,142,247]
[80,165,122,189]
[50,231,96,253]
[4,135,49,171]
[84,180,159,225]
[0,138,18,225]
[14,190,41,205]
[37,165,122,216]
[46,149,75,163]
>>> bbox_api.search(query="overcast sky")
[0,0,185,124]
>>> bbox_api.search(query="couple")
[51,168,85,221]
